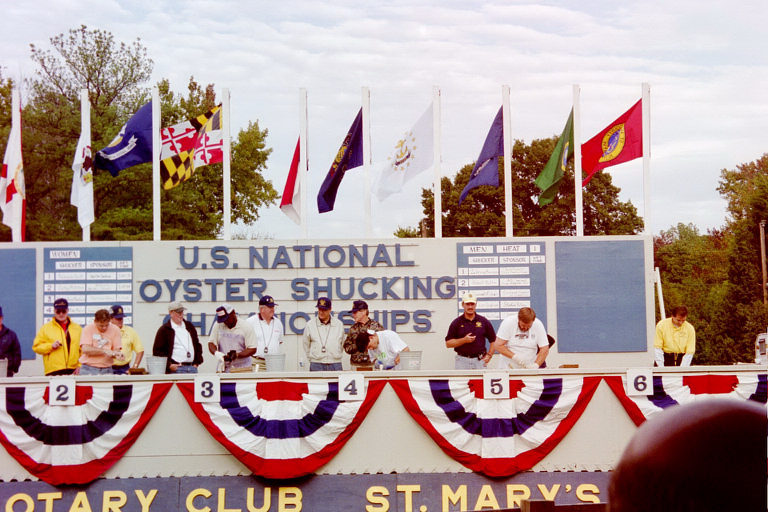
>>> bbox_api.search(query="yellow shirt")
[114,325,144,367]
[654,317,696,355]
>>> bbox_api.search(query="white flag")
[280,137,302,225]
[1,89,25,241]
[375,104,434,201]
[70,130,94,228]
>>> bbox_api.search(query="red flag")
[280,137,302,224]
[1,90,25,241]
[581,99,642,186]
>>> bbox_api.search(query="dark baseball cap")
[316,297,332,310]
[351,300,368,313]
[110,305,125,319]
[216,303,234,323]
[54,298,69,310]
[259,295,276,307]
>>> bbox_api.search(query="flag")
[70,129,94,228]
[0,95,25,242]
[581,99,642,186]
[535,109,574,206]
[280,137,302,224]
[317,109,363,213]
[94,101,153,176]
[459,107,503,205]
[375,104,434,201]
[159,106,223,189]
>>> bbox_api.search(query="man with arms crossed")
[488,307,549,369]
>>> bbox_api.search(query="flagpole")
[222,88,232,240]
[502,85,513,237]
[299,87,308,239]
[433,85,442,239]
[573,84,584,237]
[362,87,372,237]
[642,82,651,235]
[152,87,161,241]
[79,89,91,242]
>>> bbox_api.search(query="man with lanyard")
[343,299,383,370]
[303,297,345,371]
[109,304,144,374]
[246,295,283,371]
[208,303,257,372]
[444,292,495,369]
[33,298,82,376]
[152,301,203,374]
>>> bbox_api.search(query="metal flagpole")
[573,84,584,237]
[362,87,372,237]
[502,85,513,237]
[642,83,651,235]
[222,88,232,240]
[299,88,308,239]
[433,85,442,239]
[79,89,91,242]
[152,87,161,241]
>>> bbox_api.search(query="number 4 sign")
[338,374,365,401]
[626,368,653,396]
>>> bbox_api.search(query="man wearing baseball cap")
[343,299,383,370]
[152,301,203,373]
[302,297,345,371]
[444,292,496,369]
[208,303,257,372]
[109,305,144,374]
[33,298,82,375]
[246,295,284,371]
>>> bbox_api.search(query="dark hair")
[670,305,688,317]
[94,309,110,322]
[355,332,370,353]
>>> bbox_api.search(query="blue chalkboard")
[555,240,646,352]
[0,249,36,359]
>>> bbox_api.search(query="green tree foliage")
[0,26,275,241]
[404,137,644,237]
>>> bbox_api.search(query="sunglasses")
[54,308,68,314]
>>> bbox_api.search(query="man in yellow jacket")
[32,298,82,375]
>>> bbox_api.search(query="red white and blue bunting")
[604,373,767,425]
[0,382,172,485]
[390,376,601,477]
[177,379,386,479]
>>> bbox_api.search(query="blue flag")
[318,109,363,213]
[459,106,504,205]
[94,101,153,177]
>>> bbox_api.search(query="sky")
[2,0,767,239]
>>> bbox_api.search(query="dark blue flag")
[94,101,153,177]
[459,106,504,205]
[318,109,363,213]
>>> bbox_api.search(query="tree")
[0,26,276,241]
[403,136,643,237]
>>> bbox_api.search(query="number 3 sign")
[194,375,221,402]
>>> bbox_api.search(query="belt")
[457,352,486,360]
[180,362,195,366]
[254,357,265,361]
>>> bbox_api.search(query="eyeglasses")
[54,308,67,314]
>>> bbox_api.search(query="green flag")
[535,109,574,205]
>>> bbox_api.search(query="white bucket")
[0,359,7,377]
[265,353,286,372]
[398,350,422,370]
[146,355,167,375]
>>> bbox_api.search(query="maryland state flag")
[581,99,642,186]
[160,106,223,190]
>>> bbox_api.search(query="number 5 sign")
[483,371,510,399]
[626,368,653,396]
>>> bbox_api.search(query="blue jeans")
[172,364,198,374]
[309,362,343,371]
[112,364,129,375]
[454,354,486,370]
[79,364,113,375]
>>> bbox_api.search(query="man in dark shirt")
[343,300,383,370]
[0,306,21,376]
[444,292,496,369]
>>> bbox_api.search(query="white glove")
[524,361,539,370]
[681,354,693,367]
[510,355,525,368]
[214,351,225,373]
[654,348,664,367]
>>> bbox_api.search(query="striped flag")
[160,106,223,190]
[0,89,25,242]
[280,137,302,224]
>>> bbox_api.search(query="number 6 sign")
[626,368,653,396]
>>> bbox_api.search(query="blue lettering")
[289,311,310,334]
[248,279,267,301]
[139,280,162,302]
[313,278,332,298]
[204,278,224,302]
[249,246,268,269]
[272,246,293,269]
[395,244,415,266]
[293,245,312,268]
[210,246,229,269]
[412,276,432,299]
[390,310,409,330]
[335,278,355,300]
[358,277,377,299]
[323,245,345,267]
[349,245,368,267]
[371,244,393,266]
[226,279,245,302]
[291,278,309,300]
[436,276,456,298]
[179,246,199,269]
[413,310,431,332]
[183,279,202,301]
[381,277,401,299]
[164,279,182,301]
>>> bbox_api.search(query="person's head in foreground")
[608,399,766,512]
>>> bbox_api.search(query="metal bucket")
[146,355,167,375]
[0,359,7,377]
[398,350,422,370]
[265,353,286,372]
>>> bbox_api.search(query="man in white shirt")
[488,307,549,369]
[152,301,203,374]
[356,329,410,370]
[208,303,258,372]
[247,295,284,371]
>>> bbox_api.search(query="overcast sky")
[2,1,767,239]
